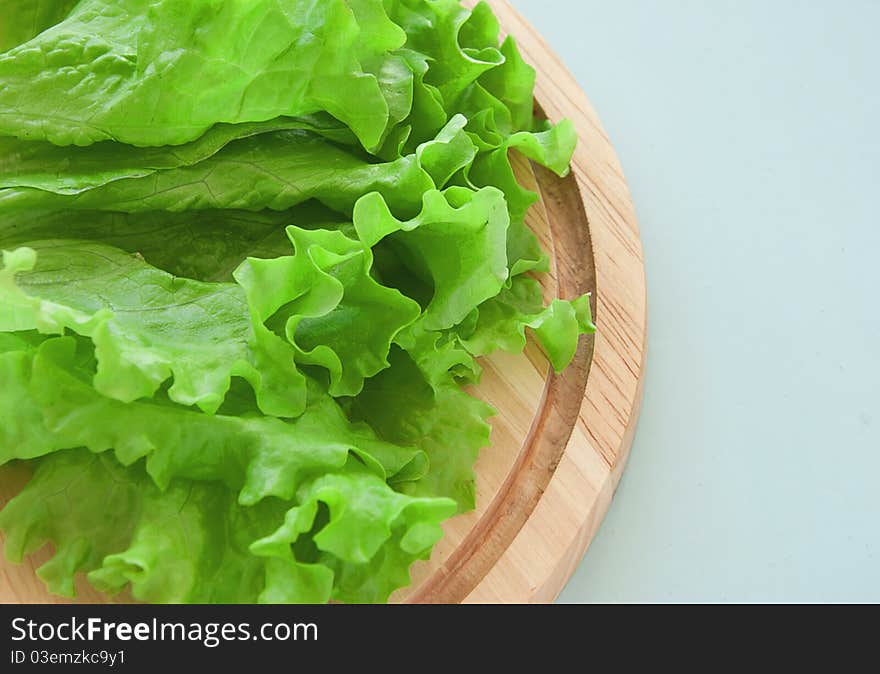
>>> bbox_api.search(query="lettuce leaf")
[252,464,456,603]
[355,186,510,331]
[0,0,406,149]
[0,207,301,282]
[0,130,429,217]
[0,336,427,501]
[0,242,307,417]
[0,0,80,53]
[0,448,326,602]
[0,118,483,220]
[1,448,453,603]
[460,275,596,372]
[0,116,351,194]
[235,226,422,397]
[351,347,494,511]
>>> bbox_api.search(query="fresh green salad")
[0,0,593,603]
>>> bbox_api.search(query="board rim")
[407,0,648,603]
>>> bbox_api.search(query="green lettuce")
[0,0,79,52]
[460,275,596,372]
[0,243,307,417]
[0,0,407,149]
[0,336,427,500]
[0,0,594,604]
[0,449,451,603]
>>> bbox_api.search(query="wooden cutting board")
[0,0,647,604]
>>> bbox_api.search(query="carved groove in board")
[405,157,596,602]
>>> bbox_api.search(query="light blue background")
[510,0,880,602]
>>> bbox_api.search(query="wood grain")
[0,0,647,605]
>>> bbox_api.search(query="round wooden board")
[0,0,647,605]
